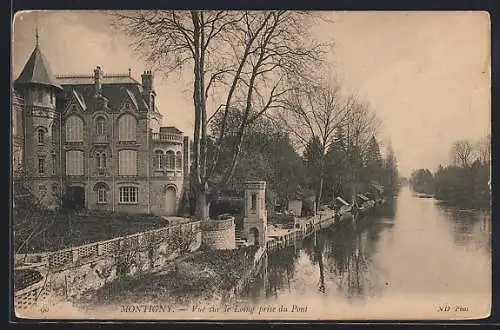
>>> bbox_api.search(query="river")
[239,186,491,320]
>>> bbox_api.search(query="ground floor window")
[97,187,107,203]
[119,186,138,204]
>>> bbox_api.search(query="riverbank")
[77,246,259,309]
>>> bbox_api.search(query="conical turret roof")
[14,44,62,91]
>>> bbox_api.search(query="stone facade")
[242,181,268,246]
[200,217,236,250]
[13,41,191,216]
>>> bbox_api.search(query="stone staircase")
[235,227,247,248]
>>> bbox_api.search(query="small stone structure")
[200,216,236,250]
[242,181,268,246]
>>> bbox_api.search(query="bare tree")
[277,78,352,209]
[344,100,380,206]
[450,139,474,167]
[475,134,491,165]
[112,10,327,220]
[13,164,55,256]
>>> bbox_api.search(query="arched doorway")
[249,227,260,246]
[164,186,177,215]
[63,186,85,211]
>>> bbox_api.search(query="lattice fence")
[17,221,201,271]
[14,280,47,311]
[48,250,73,269]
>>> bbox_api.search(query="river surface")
[240,186,491,320]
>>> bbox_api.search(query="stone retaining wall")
[13,221,202,312]
[201,217,236,250]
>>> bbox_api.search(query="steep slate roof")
[71,89,87,111]
[14,45,63,90]
[55,74,139,85]
[160,126,184,134]
[57,78,148,112]
[125,89,139,110]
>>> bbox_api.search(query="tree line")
[409,135,490,209]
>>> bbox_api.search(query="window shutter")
[66,150,84,175]
[119,150,137,175]
[118,115,137,142]
[65,116,84,142]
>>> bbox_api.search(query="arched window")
[118,114,136,142]
[175,151,182,169]
[97,187,107,203]
[154,150,164,170]
[166,150,175,169]
[37,128,45,144]
[96,117,106,136]
[65,116,84,142]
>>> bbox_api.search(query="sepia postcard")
[11,10,491,321]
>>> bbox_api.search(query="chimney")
[94,66,103,94]
[141,70,155,110]
[141,70,154,93]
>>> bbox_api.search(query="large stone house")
[12,37,190,216]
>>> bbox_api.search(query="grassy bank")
[79,246,259,307]
[14,210,170,253]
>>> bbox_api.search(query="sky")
[12,11,491,177]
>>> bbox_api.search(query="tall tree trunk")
[317,155,326,212]
[195,184,211,221]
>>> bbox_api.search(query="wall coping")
[15,220,201,269]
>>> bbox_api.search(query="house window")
[97,152,107,169]
[38,157,45,174]
[52,154,56,175]
[51,184,58,195]
[119,186,138,204]
[125,102,130,109]
[66,150,84,175]
[50,92,54,105]
[154,150,164,170]
[251,193,257,211]
[37,89,43,103]
[96,117,106,136]
[97,188,107,204]
[176,151,182,169]
[118,114,136,142]
[118,150,137,175]
[37,129,45,144]
[166,150,175,169]
[65,115,84,142]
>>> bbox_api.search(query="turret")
[13,31,62,207]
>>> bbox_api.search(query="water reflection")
[241,189,490,307]
[436,202,491,253]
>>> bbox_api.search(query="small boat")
[414,193,434,199]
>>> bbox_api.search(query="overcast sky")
[12,11,490,177]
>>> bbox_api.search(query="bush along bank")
[78,246,259,308]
